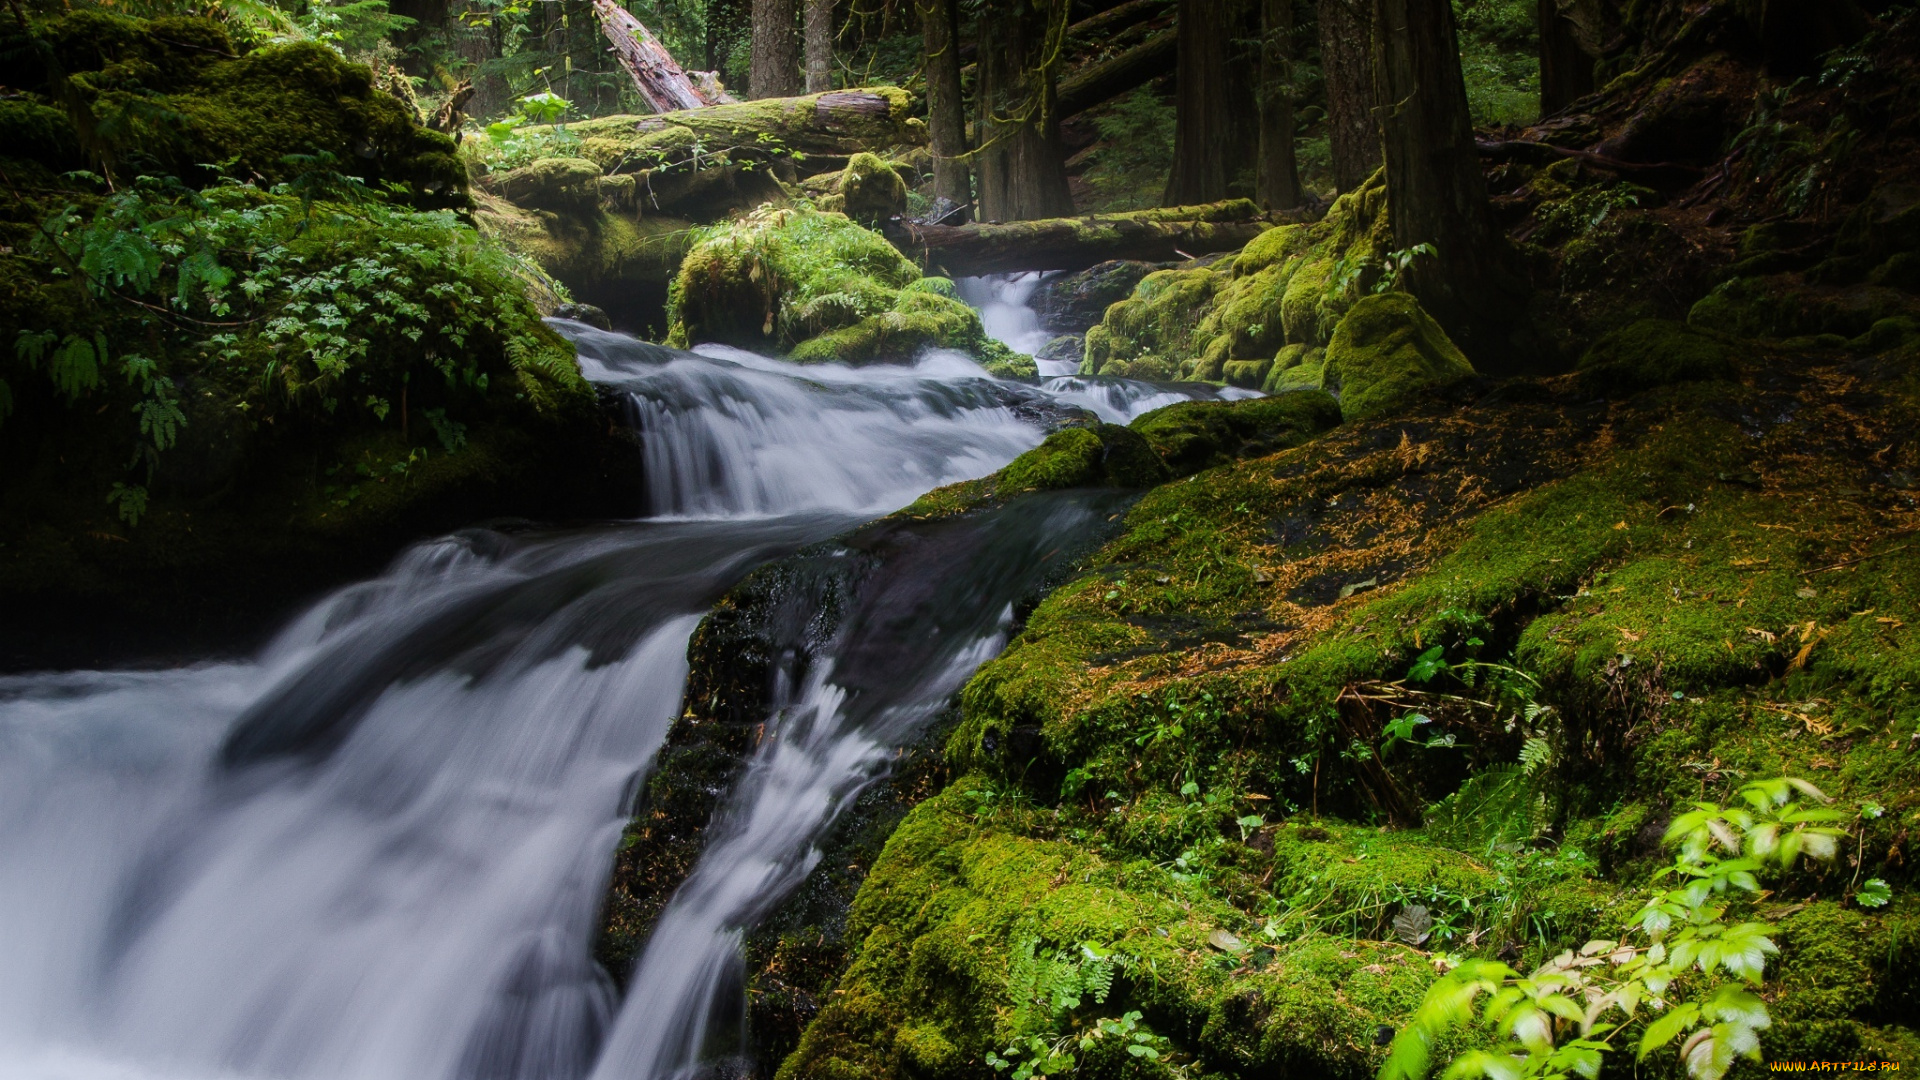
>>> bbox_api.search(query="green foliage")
[1080,88,1178,213]
[9,172,583,517]
[1382,779,1846,1080]
[1452,0,1539,126]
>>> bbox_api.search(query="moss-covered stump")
[667,206,1033,374]
[1082,175,1389,383]
[773,336,1920,1077]
[1320,293,1476,421]
[0,10,464,208]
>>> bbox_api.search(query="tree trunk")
[453,0,511,120]
[1317,0,1380,193]
[1162,0,1257,206]
[918,0,971,220]
[750,0,802,98]
[901,200,1278,276]
[592,0,733,112]
[1371,0,1527,369]
[804,0,834,92]
[1256,0,1302,209]
[1537,0,1594,115]
[1055,29,1176,119]
[974,0,1075,222]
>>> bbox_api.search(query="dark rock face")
[1031,260,1169,332]
[593,494,1128,1076]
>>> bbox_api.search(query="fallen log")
[1057,29,1176,119]
[1067,0,1172,43]
[898,200,1284,277]
[591,0,734,113]
[558,89,926,174]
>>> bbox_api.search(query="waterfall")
[0,324,1162,1080]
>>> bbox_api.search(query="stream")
[0,279,1250,1080]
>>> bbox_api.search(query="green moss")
[669,205,1014,367]
[561,87,924,175]
[1262,344,1326,393]
[830,151,907,224]
[1576,318,1736,392]
[6,13,466,209]
[1130,392,1343,477]
[1081,174,1391,382]
[1320,293,1474,421]
[1688,275,1920,341]
[482,157,603,210]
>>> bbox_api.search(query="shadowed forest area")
[2,0,1918,1079]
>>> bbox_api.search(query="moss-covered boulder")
[2,11,464,207]
[1081,173,1390,382]
[1130,392,1343,476]
[1320,293,1475,421]
[1033,260,1166,333]
[1577,318,1736,392]
[668,206,1031,374]
[816,151,908,224]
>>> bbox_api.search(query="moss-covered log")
[900,200,1284,278]
[555,87,925,176]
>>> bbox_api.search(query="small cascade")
[953,273,1058,363]
[567,327,1056,518]
[587,494,1120,1080]
[0,316,1226,1080]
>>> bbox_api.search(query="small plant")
[1381,778,1846,1080]
[987,939,1180,1079]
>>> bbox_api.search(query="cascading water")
[0,315,1198,1080]
[957,272,1266,421]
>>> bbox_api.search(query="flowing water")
[0,305,1237,1080]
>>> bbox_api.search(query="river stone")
[1036,333,1084,369]
[1033,260,1168,332]
[1320,293,1474,421]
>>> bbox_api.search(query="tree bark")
[1537,0,1594,116]
[453,0,511,120]
[750,0,802,98]
[900,200,1278,276]
[1055,29,1176,119]
[804,0,834,92]
[1317,0,1380,193]
[918,0,971,220]
[974,0,1075,222]
[1371,0,1527,369]
[1162,0,1257,206]
[1256,0,1302,209]
[592,0,732,112]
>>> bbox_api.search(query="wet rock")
[1032,260,1166,332]
[553,303,613,330]
[1035,333,1085,369]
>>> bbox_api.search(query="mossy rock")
[668,206,1015,367]
[6,12,466,208]
[1032,260,1164,333]
[1576,318,1736,392]
[1222,358,1272,390]
[1263,343,1326,393]
[1131,391,1343,476]
[998,425,1167,492]
[1080,173,1390,381]
[1321,293,1474,421]
[832,151,907,225]
[1688,275,1920,341]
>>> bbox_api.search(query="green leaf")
[1638,1003,1700,1059]
[1855,878,1892,908]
